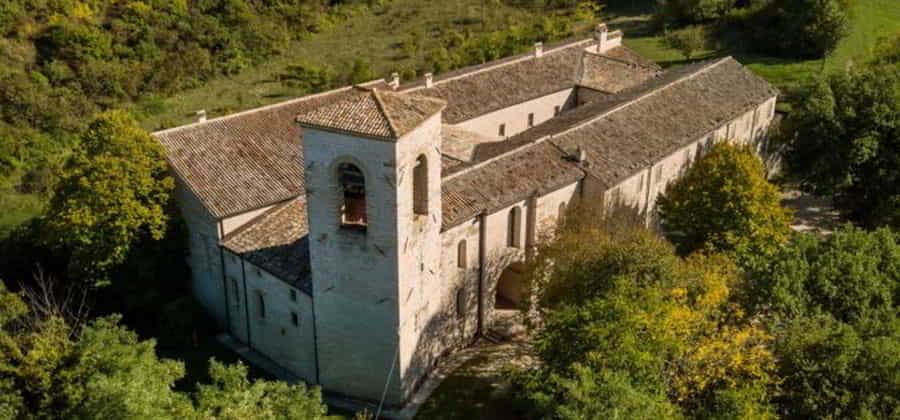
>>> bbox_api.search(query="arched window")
[457,240,467,268]
[413,155,428,215]
[338,162,367,230]
[508,206,522,248]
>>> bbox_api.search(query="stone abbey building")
[154,24,778,407]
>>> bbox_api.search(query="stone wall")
[222,249,318,383]
[599,95,779,222]
[175,179,227,326]
[452,89,576,140]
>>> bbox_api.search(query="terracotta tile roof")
[400,39,595,123]
[577,51,661,93]
[154,81,388,218]
[440,125,497,164]
[550,57,778,188]
[296,88,446,140]
[439,57,777,228]
[441,142,584,228]
[221,197,312,294]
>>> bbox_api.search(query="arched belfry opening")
[413,154,429,215]
[338,162,367,230]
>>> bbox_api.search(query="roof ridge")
[403,37,595,92]
[371,89,399,138]
[586,49,659,71]
[442,57,731,182]
[153,79,386,136]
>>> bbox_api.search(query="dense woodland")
[0,0,898,418]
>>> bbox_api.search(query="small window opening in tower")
[338,162,367,230]
[413,155,428,215]
[498,123,506,137]
[527,113,535,127]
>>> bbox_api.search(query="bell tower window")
[413,155,429,215]
[338,162,367,230]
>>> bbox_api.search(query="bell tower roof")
[296,87,446,141]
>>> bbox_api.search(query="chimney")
[195,110,207,123]
[389,72,400,90]
[424,72,433,88]
[594,23,608,52]
[534,41,544,58]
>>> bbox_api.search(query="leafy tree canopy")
[41,110,174,284]
[657,142,792,266]
[782,40,900,228]
[0,282,330,419]
[514,223,776,418]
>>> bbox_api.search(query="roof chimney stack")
[534,41,544,58]
[389,72,400,90]
[196,110,207,123]
[424,72,433,88]
[595,23,608,52]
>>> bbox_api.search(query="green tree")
[749,0,851,58]
[513,220,776,418]
[781,46,899,228]
[195,360,328,420]
[662,25,708,61]
[656,0,736,25]
[41,110,174,284]
[0,282,330,419]
[745,227,900,419]
[657,142,792,265]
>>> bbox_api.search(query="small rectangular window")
[231,278,240,307]
[554,106,560,116]
[455,289,466,319]
[291,312,299,327]
[527,113,534,127]
[290,289,297,302]
[257,291,266,319]
[498,124,506,137]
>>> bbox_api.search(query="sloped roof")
[221,197,312,294]
[577,51,660,93]
[154,81,388,218]
[442,142,584,227]
[296,88,446,140]
[401,38,597,123]
[439,57,777,227]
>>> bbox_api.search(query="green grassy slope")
[613,0,899,97]
[137,0,592,131]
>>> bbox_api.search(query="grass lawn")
[608,0,900,100]
[137,0,593,131]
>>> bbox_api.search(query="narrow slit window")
[338,163,367,230]
[290,289,297,302]
[231,278,240,307]
[455,288,466,319]
[413,155,429,215]
[498,123,506,137]
[291,312,299,327]
[554,105,560,116]
[457,240,467,268]
[257,291,266,319]
[508,206,522,248]
[527,113,534,128]
[558,202,567,224]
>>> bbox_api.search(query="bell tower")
[298,88,445,406]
